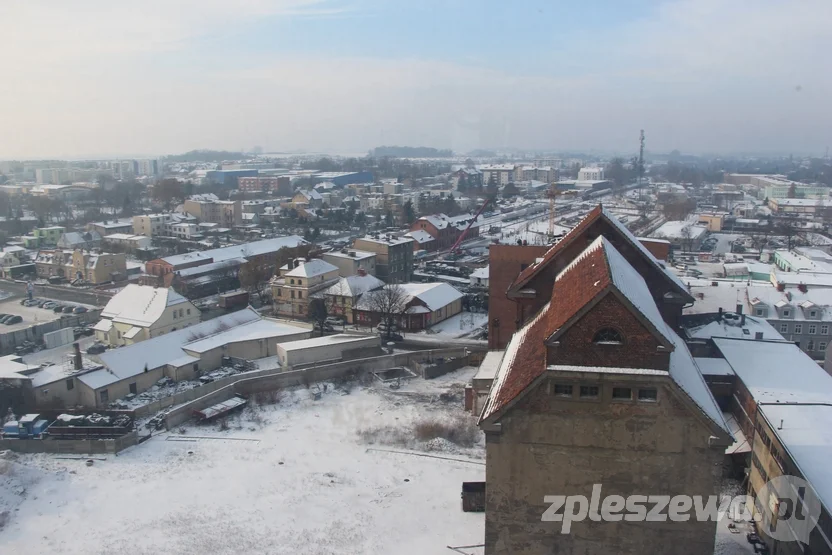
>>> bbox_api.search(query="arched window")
[593,328,623,344]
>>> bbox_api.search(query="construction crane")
[449,195,496,253]
[548,183,562,238]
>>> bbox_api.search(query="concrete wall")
[0,431,138,454]
[162,347,468,429]
[483,376,723,555]
[412,355,468,379]
[278,336,381,369]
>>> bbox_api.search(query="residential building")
[409,213,480,251]
[352,235,414,283]
[519,166,558,183]
[93,284,200,347]
[133,159,160,176]
[0,247,24,278]
[724,173,830,199]
[86,218,134,236]
[322,271,384,324]
[403,229,436,253]
[35,168,71,185]
[183,198,242,227]
[478,232,730,555]
[354,282,463,331]
[271,258,340,318]
[102,233,153,251]
[145,235,308,288]
[578,166,605,181]
[322,249,377,277]
[290,189,323,209]
[32,226,66,246]
[35,249,127,283]
[746,285,832,361]
[133,213,176,237]
[480,164,516,187]
[167,222,203,240]
[238,176,291,195]
[57,231,102,250]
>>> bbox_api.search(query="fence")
[412,355,469,379]
[162,347,469,429]
[0,311,101,355]
[0,431,139,455]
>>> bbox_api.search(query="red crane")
[449,196,496,253]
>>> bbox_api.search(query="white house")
[470,266,489,288]
[93,284,200,347]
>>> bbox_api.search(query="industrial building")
[275,334,380,370]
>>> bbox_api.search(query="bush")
[253,389,283,405]
[217,418,230,431]
[413,416,479,447]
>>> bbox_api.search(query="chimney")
[736,304,743,316]
[357,268,367,277]
[73,342,82,370]
[718,307,723,320]
[349,250,356,257]
[755,332,763,340]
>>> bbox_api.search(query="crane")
[548,183,562,238]
[449,195,496,253]
[638,129,645,200]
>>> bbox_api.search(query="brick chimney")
[73,342,82,370]
[357,268,367,277]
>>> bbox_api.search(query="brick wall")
[548,294,671,370]
[487,244,549,349]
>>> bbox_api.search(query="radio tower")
[637,130,645,201]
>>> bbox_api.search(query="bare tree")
[308,298,330,336]
[680,225,693,252]
[238,251,274,306]
[363,284,408,339]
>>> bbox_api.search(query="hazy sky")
[1,0,830,159]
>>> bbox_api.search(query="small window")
[755,308,764,317]
[553,384,573,397]
[638,388,658,402]
[298,291,303,299]
[782,310,791,318]
[579,385,599,398]
[277,289,282,297]
[298,280,302,285]
[290,279,295,285]
[193,363,199,372]
[810,311,817,318]
[100,389,109,404]
[823,325,829,335]
[780,323,789,333]
[129,383,137,395]
[291,291,295,299]
[612,387,632,400]
[807,340,815,351]
[809,325,817,335]
[187,308,191,315]
[795,324,803,334]
[593,328,623,344]
[66,379,74,391]
[820,342,827,352]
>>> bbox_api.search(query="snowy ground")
[0,368,485,555]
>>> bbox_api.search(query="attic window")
[593,328,623,345]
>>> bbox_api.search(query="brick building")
[409,213,480,252]
[478,210,729,555]
[238,176,292,195]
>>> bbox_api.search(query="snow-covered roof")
[161,236,307,268]
[0,355,35,382]
[277,334,376,352]
[747,285,832,320]
[323,249,376,261]
[651,221,708,240]
[86,308,307,389]
[100,284,191,327]
[686,314,784,342]
[473,350,504,382]
[398,282,463,312]
[404,230,435,244]
[324,274,384,298]
[92,319,113,332]
[774,250,832,273]
[693,357,735,376]
[470,266,489,279]
[285,259,338,278]
[713,338,832,404]
[176,258,246,278]
[123,326,142,339]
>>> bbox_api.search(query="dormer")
[799,300,820,319]
[774,299,793,319]
[749,297,768,318]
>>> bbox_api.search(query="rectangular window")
[612,387,632,400]
[638,388,658,402]
[807,340,815,351]
[779,323,789,333]
[66,379,74,391]
[579,385,599,398]
[277,289,282,297]
[129,383,137,395]
[810,310,817,318]
[755,309,764,317]
[809,325,817,335]
[794,324,803,334]
[783,310,791,318]
[823,325,829,335]
[820,342,827,352]
[298,291,303,299]
[100,389,109,404]
[553,384,573,397]
[291,291,295,299]
[187,309,191,315]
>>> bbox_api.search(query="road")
[0,280,111,307]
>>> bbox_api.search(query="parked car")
[62,306,75,313]
[325,317,344,327]
[4,315,22,325]
[53,305,65,313]
[86,343,107,355]
[42,301,57,309]
[0,315,15,324]
[73,306,87,314]
[376,322,399,333]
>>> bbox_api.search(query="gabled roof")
[404,230,435,244]
[480,236,729,435]
[508,205,691,300]
[324,274,385,298]
[100,284,191,327]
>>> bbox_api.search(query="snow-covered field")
[423,312,488,339]
[0,368,485,555]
